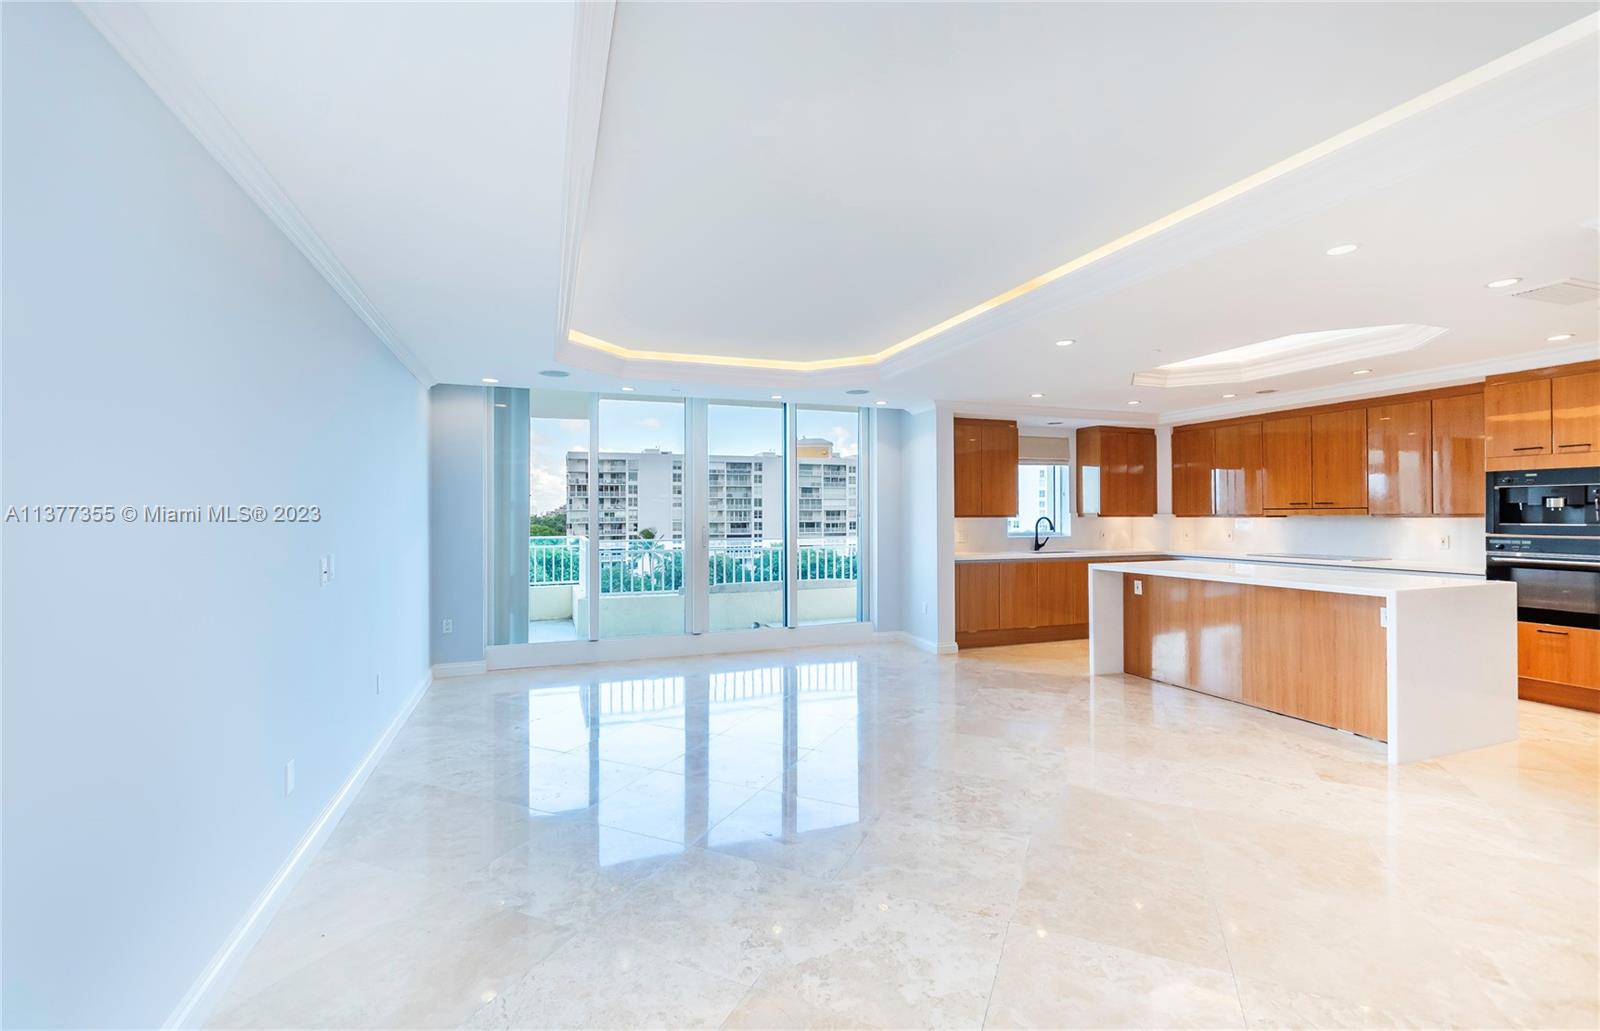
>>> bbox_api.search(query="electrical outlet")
[954,525,967,544]
[921,602,928,615]
[320,554,333,586]
[442,618,454,635]
[1436,534,1452,551]
[375,673,382,696]
[1133,579,1143,595]
[285,759,296,796]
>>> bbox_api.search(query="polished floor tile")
[210,639,1599,1029]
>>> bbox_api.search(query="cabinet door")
[1431,393,1485,516]
[953,419,985,517]
[1171,428,1214,517]
[1262,416,1312,510]
[1552,372,1600,456]
[1126,430,1158,516]
[1517,622,1600,690]
[1311,409,1368,509]
[1212,422,1263,516]
[955,563,1000,633]
[1366,400,1430,515]
[1485,378,1552,458]
[1036,561,1071,626]
[982,420,1020,516]
[998,561,1039,629]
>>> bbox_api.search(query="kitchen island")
[1088,560,1517,763]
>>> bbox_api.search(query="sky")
[529,401,860,514]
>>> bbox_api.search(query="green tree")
[529,506,567,538]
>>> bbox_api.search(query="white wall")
[429,385,488,664]
[1,5,429,1027]
[895,408,944,648]
[869,407,905,632]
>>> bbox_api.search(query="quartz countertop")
[1086,559,1501,598]
[954,548,1484,577]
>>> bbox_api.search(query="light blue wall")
[429,385,488,664]
[1,5,430,1027]
[898,408,942,647]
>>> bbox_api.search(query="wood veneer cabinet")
[1486,377,1553,459]
[1171,427,1215,517]
[1366,400,1431,516]
[955,556,1106,648]
[1517,622,1600,713]
[1262,416,1313,511]
[1552,371,1600,456]
[1077,426,1157,516]
[953,418,1019,517]
[1430,393,1485,516]
[1309,409,1368,510]
[1211,422,1263,516]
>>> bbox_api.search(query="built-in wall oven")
[1486,468,1600,630]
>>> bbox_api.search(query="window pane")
[597,398,686,639]
[1007,463,1070,534]
[708,403,786,632]
[527,397,589,642]
[794,408,861,625]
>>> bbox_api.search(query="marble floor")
[209,640,1599,1029]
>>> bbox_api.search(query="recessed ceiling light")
[1030,393,1044,399]
[770,394,782,400]
[481,377,499,384]
[1126,400,1141,406]
[845,388,869,395]
[1054,339,1076,348]
[1548,333,1574,342]
[1256,389,1278,395]
[874,400,887,406]
[1046,420,1064,426]
[1325,243,1359,256]
[620,386,635,392]
[1222,393,1238,399]
[1485,278,1521,289]
[538,369,569,378]
[1352,368,1373,375]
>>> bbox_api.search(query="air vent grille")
[1508,278,1599,305]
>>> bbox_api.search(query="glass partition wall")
[491,389,868,647]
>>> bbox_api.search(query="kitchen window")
[1008,463,1071,536]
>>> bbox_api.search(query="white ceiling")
[86,2,1600,420]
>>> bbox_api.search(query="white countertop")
[1088,559,1500,598]
[954,548,1484,578]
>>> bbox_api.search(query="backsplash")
[956,513,1485,568]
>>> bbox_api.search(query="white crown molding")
[554,1,617,360]
[1158,340,1600,424]
[1132,325,1446,388]
[77,2,434,386]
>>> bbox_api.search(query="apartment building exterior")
[565,438,856,545]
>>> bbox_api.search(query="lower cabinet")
[956,558,1093,648]
[1518,621,1600,712]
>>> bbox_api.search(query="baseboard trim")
[1518,676,1600,713]
[165,669,433,1029]
[431,659,488,678]
[956,623,1088,649]
[876,630,955,654]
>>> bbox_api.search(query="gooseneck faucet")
[1033,516,1056,552]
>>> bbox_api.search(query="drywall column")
[429,385,488,664]
[488,387,530,645]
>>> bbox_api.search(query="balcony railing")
[529,535,858,594]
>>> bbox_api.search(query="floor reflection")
[522,660,863,865]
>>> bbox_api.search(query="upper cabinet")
[953,417,1019,517]
[1212,422,1264,516]
[1486,363,1600,468]
[1309,409,1368,510]
[1261,416,1313,511]
[1367,400,1431,516]
[1431,392,1485,516]
[1552,371,1600,456]
[1077,426,1156,516]
[1171,427,1214,517]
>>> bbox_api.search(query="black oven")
[1486,468,1600,629]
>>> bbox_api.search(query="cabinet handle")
[1512,446,1545,452]
[1314,501,1337,506]
[1288,501,1310,506]
[1557,442,1592,449]
[1535,628,1569,636]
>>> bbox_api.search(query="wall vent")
[1509,278,1599,305]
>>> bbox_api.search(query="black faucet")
[1033,516,1056,551]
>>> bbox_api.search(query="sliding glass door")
[597,397,686,639]
[707,402,786,632]
[794,407,862,626]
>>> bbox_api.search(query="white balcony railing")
[530,535,858,594]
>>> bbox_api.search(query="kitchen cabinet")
[1262,416,1312,511]
[1552,371,1600,456]
[1431,393,1485,516]
[1518,621,1600,713]
[1485,377,1552,458]
[1076,426,1157,516]
[1310,409,1368,510]
[1171,427,1214,517]
[1366,400,1431,516]
[1212,422,1263,516]
[1261,411,1365,513]
[956,556,1119,647]
[953,418,1019,517]
[954,562,1000,633]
